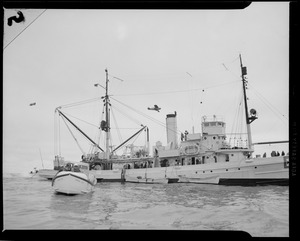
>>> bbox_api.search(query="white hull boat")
[52,162,97,195]
[47,57,288,186]
[178,174,220,184]
[124,173,179,184]
[52,171,97,195]
[38,169,58,180]
[125,175,169,184]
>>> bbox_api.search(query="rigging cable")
[110,103,143,127]
[54,110,58,157]
[58,97,102,109]
[111,97,184,136]
[58,112,61,156]
[61,114,86,154]
[229,89,243,146]
[247,83,288,124]
[113,80,239,97]
[60,111,99,128]
[110,106,123,144]
[90,104,106,155]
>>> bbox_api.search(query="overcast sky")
[3,3,289,174]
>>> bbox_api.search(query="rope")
[229,89,243,145]
[247,83,288,124]
[110,102,142,127]
[61,114,85,154]
[110,107,123,144]
[113,80,239,97]
[111,97,184,136]
[4,9,47,50]
[58,97,102,109]
[60,111,99,128]
[58,113,61,156]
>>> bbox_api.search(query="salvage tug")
[39,55,288,186]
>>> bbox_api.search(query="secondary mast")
[239,54,257,151]
[104,69,110,161]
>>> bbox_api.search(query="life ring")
[184,145,199,155]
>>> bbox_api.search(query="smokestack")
[166,111,178,149]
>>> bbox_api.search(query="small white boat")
[125,175,178,184]
[52,162,97,195]
[178,174,220,184]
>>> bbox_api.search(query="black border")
[1,1,297,240]
[2,1,252,10]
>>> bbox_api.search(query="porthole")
[226,169,228,171]
[195,171,198,174]
[203,171,205,173]
[238,168,240,170]
[213,136,216,140]
[254,166,257,169]
[210,170,213,172]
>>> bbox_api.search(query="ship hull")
[39,156,289,186]
[92,156,289,186]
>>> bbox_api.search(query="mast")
[105,69,110,160]
[239,54,257,151]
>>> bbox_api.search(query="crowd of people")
[262,151,286,158]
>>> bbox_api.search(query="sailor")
[73,164,80,172]
[64,163,72,171]
[263,152,266,158]
[184,130,189,140]
[281,151,285,156]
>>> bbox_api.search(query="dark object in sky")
[147,104,161,112]
[7,11,25,26]
[29,102,36,106]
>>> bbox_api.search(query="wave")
[3,171,39,179]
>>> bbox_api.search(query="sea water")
[2,174,289,237]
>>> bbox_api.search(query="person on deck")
[73,164,80,172]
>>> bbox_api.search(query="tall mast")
[105,69,110,160]
[239,54,257,151]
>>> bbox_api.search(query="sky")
[3,3,289,174]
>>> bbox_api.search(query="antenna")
[239,54,257,151]
[38,148,44,169]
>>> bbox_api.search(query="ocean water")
[3,174,289,237]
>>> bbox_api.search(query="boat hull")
[43,156,288,186]
[125,176,169,184]
[178,174,220,184]
[38,169,58,180]
[92,156,288,186]
[125,174,179,184]
[52,171,97,195]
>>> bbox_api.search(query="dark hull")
[97,178,179,183]
[219,178,289,186]
[97,178,122,183]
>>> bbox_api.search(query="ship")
[39,55,289,186]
